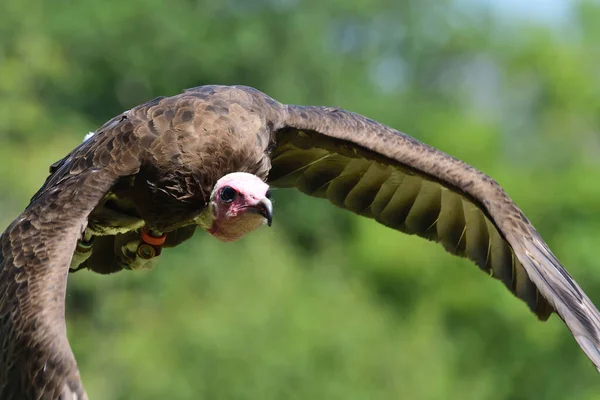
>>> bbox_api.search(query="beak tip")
[255,197,273,227]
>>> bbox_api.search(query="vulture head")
[197,172,273,242]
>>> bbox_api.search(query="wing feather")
[0,113,144,399]
[269,104,600,371]
[1,171,117,399]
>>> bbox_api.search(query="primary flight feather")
[1,85,599,399]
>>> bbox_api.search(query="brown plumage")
[1,85,599,399]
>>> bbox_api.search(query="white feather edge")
[83,132,95,142]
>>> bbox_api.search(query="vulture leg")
[74,226,197,274]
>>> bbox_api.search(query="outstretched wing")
[268,104,600,371]
[0,110,144,399]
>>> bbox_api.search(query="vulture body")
[1,85,599,399]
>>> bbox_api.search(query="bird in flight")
[1,85,599,399]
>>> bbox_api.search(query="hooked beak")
[251,197,273,227]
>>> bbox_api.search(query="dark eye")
[220,186,237,203]
[265,189,272,199]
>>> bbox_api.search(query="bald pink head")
[196,172,273,242]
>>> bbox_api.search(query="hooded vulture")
[1,85,599,399]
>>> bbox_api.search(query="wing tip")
[575,334,600,374]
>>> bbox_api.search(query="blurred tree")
[1,0,600,398]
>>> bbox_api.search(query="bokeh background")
[2,0,600,398]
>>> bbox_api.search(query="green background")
[1,0,600,398]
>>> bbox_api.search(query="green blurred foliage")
[2,0,600,398]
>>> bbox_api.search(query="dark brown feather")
[0,170,128,399]
[2,85,599,399]
[270,103,600,371]
[0,85,284,398]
